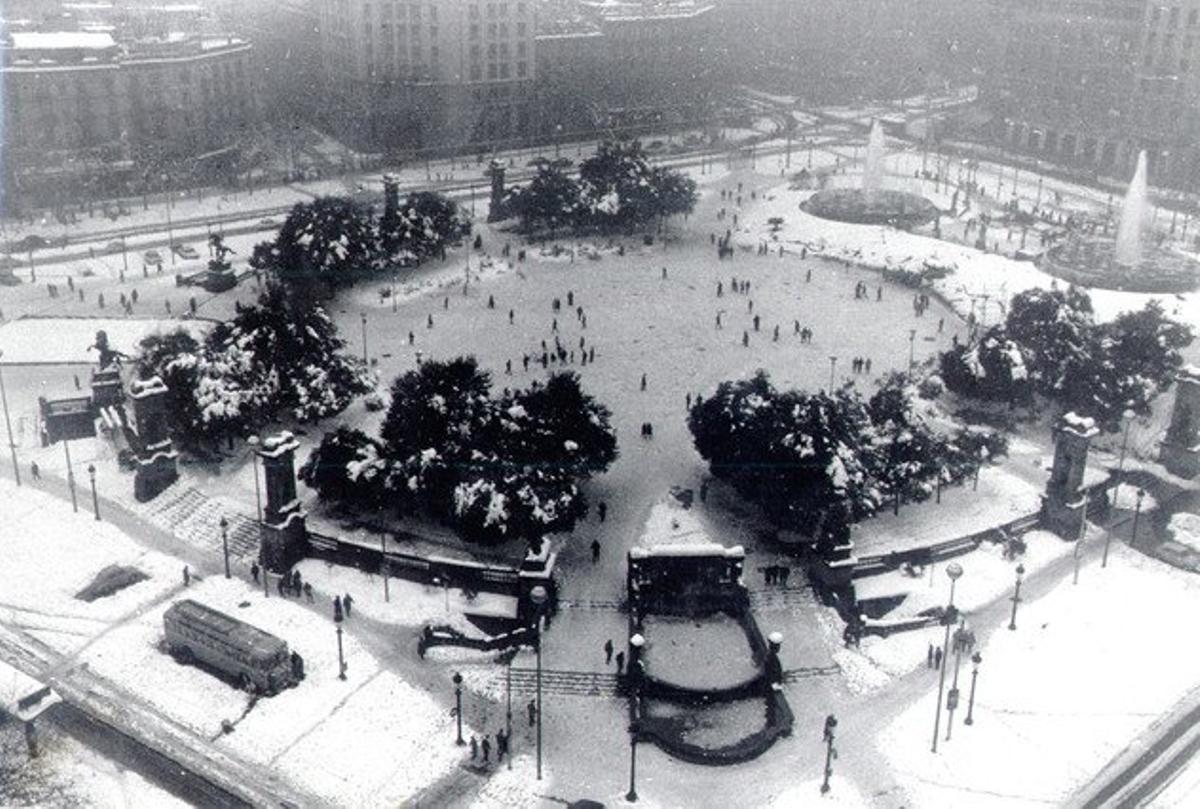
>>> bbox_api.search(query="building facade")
[2,6,257,209]
[984,0,1200,189]
[316,0,537,151]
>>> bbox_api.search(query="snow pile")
[637,501,720,550]
[1110,484,1157,512]
[1167,512,1200,552]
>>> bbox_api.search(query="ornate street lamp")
[219,516,230,578]
[453,671,464,745]
[1008,564,1025,630]
[87,463,99,521]
[530,584,549,780]
[964,652,983,725]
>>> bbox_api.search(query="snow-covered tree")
[379,191,472,265]
[250,196,377,293]
[135,283,372,449]
[299,426,388,510]
[505,163,582,235]
[313,362,618,544]
[938,326,1033,406]
[689,371,999,555]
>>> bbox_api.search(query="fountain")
[862,120,886,194]
[1039,150,1199,293]
[802,119,938,228]
[1114,150,1147,267]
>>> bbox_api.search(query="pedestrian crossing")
[501,662,840,697]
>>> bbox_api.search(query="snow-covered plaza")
[3,109,1200,808]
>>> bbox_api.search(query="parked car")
[258,217,278,228]
[143,249,163,265]
[173,243,200,260]
[9,234,49,253]
[106,239,125,254]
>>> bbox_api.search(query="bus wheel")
[238,673,253,693]
[175,646,194,665]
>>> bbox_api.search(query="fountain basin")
[802,188,939,228]
[1039,236,1200,294]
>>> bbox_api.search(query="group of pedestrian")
[639,422,655,439]
[850,356,872,374]
[852,281,880,301]
[927,643,944,670]
[468,729,510,766]
[761,565,792,586]
[912,292,932,317]
[602,639,628,674]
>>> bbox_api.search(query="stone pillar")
[90,368,124,409]
[128,376,178,502]
[257,431,307,573]
[486,160,506,222]
[382,173,400,221]
[516,543,557,624]
[1161,365,1200,478]
[1040,412,1099,537]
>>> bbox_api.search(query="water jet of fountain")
[1115,150,1147,266]
[862,120,886,194]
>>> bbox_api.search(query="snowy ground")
[878,540,1200,808]
[640,612,759,689]
[81,574,469,806]
[851,465,1044,556]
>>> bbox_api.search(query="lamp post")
[360,313,368,364]
[945,614,967,742]
[1131,488,1145,548]
[1106,408,1136,568]
[64,439,77,513]
[530,584,548,780]
[1008,563,1025,630]
[0,350,19,486]
[821,714,838,794]
[964,652,983,725]
[336,619,345,676]
[453,671,464,745]
[828,356,837,391]
[87,464,99,520]
[219,516,230,578]
[931,603,958,754]
[945,562,963,608]
[908,328,917,371]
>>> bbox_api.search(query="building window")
[1169,7,1179,27]
[470,23,479,38]
[517,21,526,36]
[517,61,526,77]
[1189,9,1198,26]
[470,64,482,80]
[500,62,509,78]
[488,63,497,79]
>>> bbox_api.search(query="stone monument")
[258,431,308,573]
[1040,411,1099,537]
[129,376,179,501]
[1161,365,1200,478]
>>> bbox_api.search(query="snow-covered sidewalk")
[878,539,1200,808]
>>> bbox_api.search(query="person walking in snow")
[604,639,614,665]
[343,592,354,618]
[615,651,626,675]
[591,539,601,563]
